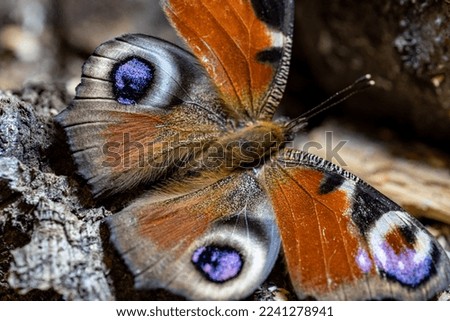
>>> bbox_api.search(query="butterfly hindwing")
[263,149,450,300]
[106,171,281,300]
[162,0,294,120]
[56,34,235,197]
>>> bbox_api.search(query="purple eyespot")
[112,57,154,105]
[374,242,433,287]
[192,245,243,283]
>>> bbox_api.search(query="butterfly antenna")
[285,74,375,133]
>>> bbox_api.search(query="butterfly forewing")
[263,149,450,300]
[162,0,294,120]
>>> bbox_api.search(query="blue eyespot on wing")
[263,149,450,300]
[112,56,154,105]
[105,172,280,300]
[55,34,230,197]
[192,245,243,283]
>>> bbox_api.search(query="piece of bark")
[2,158,112,300]
[0,87,113,300]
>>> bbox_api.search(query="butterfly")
[55,0,450,300]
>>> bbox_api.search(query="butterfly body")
[56,0,450,300]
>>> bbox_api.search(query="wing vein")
[199,1,252,111]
